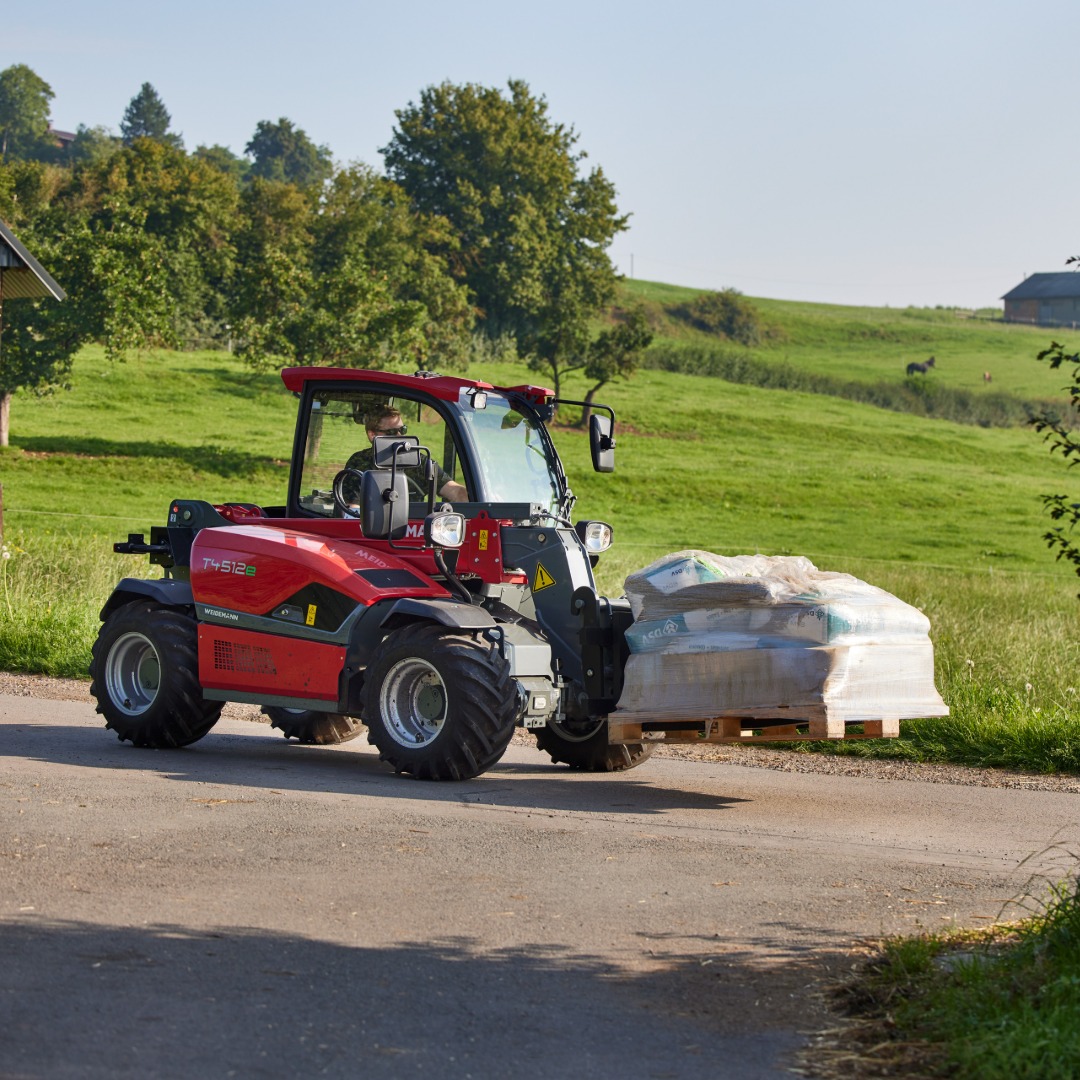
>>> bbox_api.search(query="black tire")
[361,622,517,781]
[534,718,654,772]
[263,706,364,745]
[89,601,221,748]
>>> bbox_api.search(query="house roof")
[1001,272,1080,302]
[0,219,66,301]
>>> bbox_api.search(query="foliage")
[383,79,626,395]
[231,166,473,371]
[120,82,183,149]
[577,306,653,422]
[1031,339,1080,594]
[0,64,55,161]
[832,877,1080,1079]
[63,124,118,166]
[671,288,770,345]
[54,138,240,347]
[245,117,332,188]
[193,143,250,183]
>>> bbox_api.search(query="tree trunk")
[575,383,604,428]
[0,391,9,448]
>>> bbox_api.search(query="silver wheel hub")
[106,631,161,716]
[379,657,447,748]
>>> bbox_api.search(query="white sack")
[617,551,948,723]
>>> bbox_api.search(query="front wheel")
[263,707,364,745]
[534,718,653,772]
[362,623,517,781]
[90,601,221,748]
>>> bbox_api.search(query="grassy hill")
[619,278,1068,406]
[1,284,1077,770]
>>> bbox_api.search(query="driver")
[344,405,468,502]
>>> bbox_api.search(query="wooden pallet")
[608,707,900,745]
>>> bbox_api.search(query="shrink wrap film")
[616,551,948,725]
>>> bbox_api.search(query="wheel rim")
[106,631,162,716]
[379,657,447,748]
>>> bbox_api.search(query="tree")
[65,124,117,165]
[230,166,473,371]
[382,80,627,393]
[62,139,239,346]
[0,220,89,447]
[0,65,54,160]
[1031,339,1080,596]
[120,83,183,149]
[577,307,653,425]
[674,288,766,346]
[194,143,250,183]
[245,118,332,188]
[314,164,474,369]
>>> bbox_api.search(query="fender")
[99,577,194,621]
[378,597,497,633]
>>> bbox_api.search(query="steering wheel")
[331,468,366,517]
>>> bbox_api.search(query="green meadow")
[1,286,1077,770]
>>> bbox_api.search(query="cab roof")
[280,367,554,407]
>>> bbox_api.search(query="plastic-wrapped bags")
[616,551,948,726]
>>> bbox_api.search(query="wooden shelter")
[0,219,65,302]
[1001,272,1080,327]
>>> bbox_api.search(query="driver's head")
[365,406,407,442]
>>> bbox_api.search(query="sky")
[5,0,1079,310]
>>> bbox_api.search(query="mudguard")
[99,577,194,620]
[379,597,498,633]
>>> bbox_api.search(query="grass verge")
[815,871,1080,1078]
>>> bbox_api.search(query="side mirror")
[372,434,421,469]
[589,414,615,473]
[360,469,409,540]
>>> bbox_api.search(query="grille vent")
[213,639,277,675]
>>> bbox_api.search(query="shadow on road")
[0,917,841,1080]
[1,721,750,815]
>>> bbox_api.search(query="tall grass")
[834,873,1080,1078]
[0,534,144,676]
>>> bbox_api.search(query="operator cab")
[291,380,563,523]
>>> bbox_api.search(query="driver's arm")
[438,478,469,501]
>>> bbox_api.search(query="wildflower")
[1025,682,1034,694]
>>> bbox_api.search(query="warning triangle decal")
[533,562,557,592]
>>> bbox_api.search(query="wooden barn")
[1001,272,1080,327]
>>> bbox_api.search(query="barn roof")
[0,219,66,301]
[1001,272,1080,302]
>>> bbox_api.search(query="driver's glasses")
[377,425,408,436]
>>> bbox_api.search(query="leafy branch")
[1032,339,1080,595]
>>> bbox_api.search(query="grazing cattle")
[906,356,936,376]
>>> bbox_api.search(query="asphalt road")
[3,696,1078,1080]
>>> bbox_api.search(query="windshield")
[458,393,561,510]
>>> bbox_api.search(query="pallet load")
[612,551,948,745]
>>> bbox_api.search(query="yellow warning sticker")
[478,529,489,551]
[305,604,317,626]
[533,563,556,592]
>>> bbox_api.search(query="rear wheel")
[362,623,517,781]
[263,707,364,745]
[90,601,221,748]
[534,718,654,772]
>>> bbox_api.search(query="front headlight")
[425,511,466,549]
[575,520,613,554]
